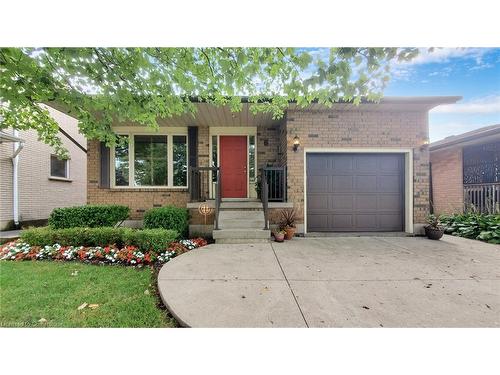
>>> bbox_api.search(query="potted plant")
[424,214,445,240]
[273,230,286,242]
[280,208,296,240]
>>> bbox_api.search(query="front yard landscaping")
[0,204,209,327]
[440,213,500,244]
[0,261,175,327]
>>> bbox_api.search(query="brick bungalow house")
[0,105,87,231]
[430,124,500,215]
[85,96,459,242]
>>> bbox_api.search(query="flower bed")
[0,237,208,266]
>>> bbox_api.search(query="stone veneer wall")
[284,109,430,233]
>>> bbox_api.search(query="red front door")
[220,136,247,198]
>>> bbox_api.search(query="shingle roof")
[430,124,500,151]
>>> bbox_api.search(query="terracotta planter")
[284,227,296,240]
[424,226,444,240]
[274,232,285,242]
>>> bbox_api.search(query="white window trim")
[303,147,414,234]
[49,154,70,180]
[110,127,189,189]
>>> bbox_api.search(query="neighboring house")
[83,96,459,241]
[429,124,500,215]
[0,106,87,230]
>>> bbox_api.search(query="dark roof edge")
[187,95,462,105]
[430,124,500,151]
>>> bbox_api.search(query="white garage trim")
[303,148,414,234]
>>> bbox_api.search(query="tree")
[0,47,418,157]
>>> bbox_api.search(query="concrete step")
[215,238,270,244]
[220,201,263,210]
[212,228,271,244]
[219,210,264,221]
[219,220,265,229]
[218,210,265,229]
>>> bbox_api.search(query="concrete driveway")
[158,235,500,327]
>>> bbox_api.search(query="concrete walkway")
[158,235,500,327]
[0,230,21,243]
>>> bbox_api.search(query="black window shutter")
[188,126,198,168]
[99,141,110,188]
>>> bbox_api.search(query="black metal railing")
[464,183,500,214]
[262,167,287,202]
[214,170,221,230]
[260,169,269,230]
[188,166,221,230]
[189,166,219,202]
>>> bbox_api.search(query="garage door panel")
[331,175,353,191]
[307,153,404,232]
[307,194,329,210]
[378,214,403,230]
[355,195,378,210]
[377,175,401,192]
[378,155,401,171]
[355,175,377,192]
[354,155,378,172]
[333,156,353,172]
[378,195,402,210]
[308,175,329,193]
[331,214,354,229]
[307,156,328,171]
[307,214,330,230]
[331,194,354,210]
[355,214,377,230]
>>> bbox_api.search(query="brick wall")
[257,124,282,169]
[285,109,430,231]
[87,140,190,219]
[0,106,86,230]
[430,147,464,214]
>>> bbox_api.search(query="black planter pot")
[425,226,444,240]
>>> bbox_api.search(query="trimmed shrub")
[20,227,54,247]
[123,228,179,252]
[143,206,189,236]
[48,205,130,229]
[21,227,179,252]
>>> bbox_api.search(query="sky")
[384,48,500,142]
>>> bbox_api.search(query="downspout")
[12,129,24,227]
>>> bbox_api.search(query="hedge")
[48,205,130,229]
[143,206,189,236]
[20,227,179,252]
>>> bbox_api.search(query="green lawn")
[0,261,176,327]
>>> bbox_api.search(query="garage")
[306,153,405,232]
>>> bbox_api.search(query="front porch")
[187,165,291,241]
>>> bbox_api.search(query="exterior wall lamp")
[293,135,300,152]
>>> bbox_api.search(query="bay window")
[112,131,188,188]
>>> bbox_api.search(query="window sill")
[49,176,72,182]
[108,186,188,192]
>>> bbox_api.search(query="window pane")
[134,135,167,186]
[173,135,187,186]
[249,135,255,182]
[114,136,129,186]
[50,155,67,178]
